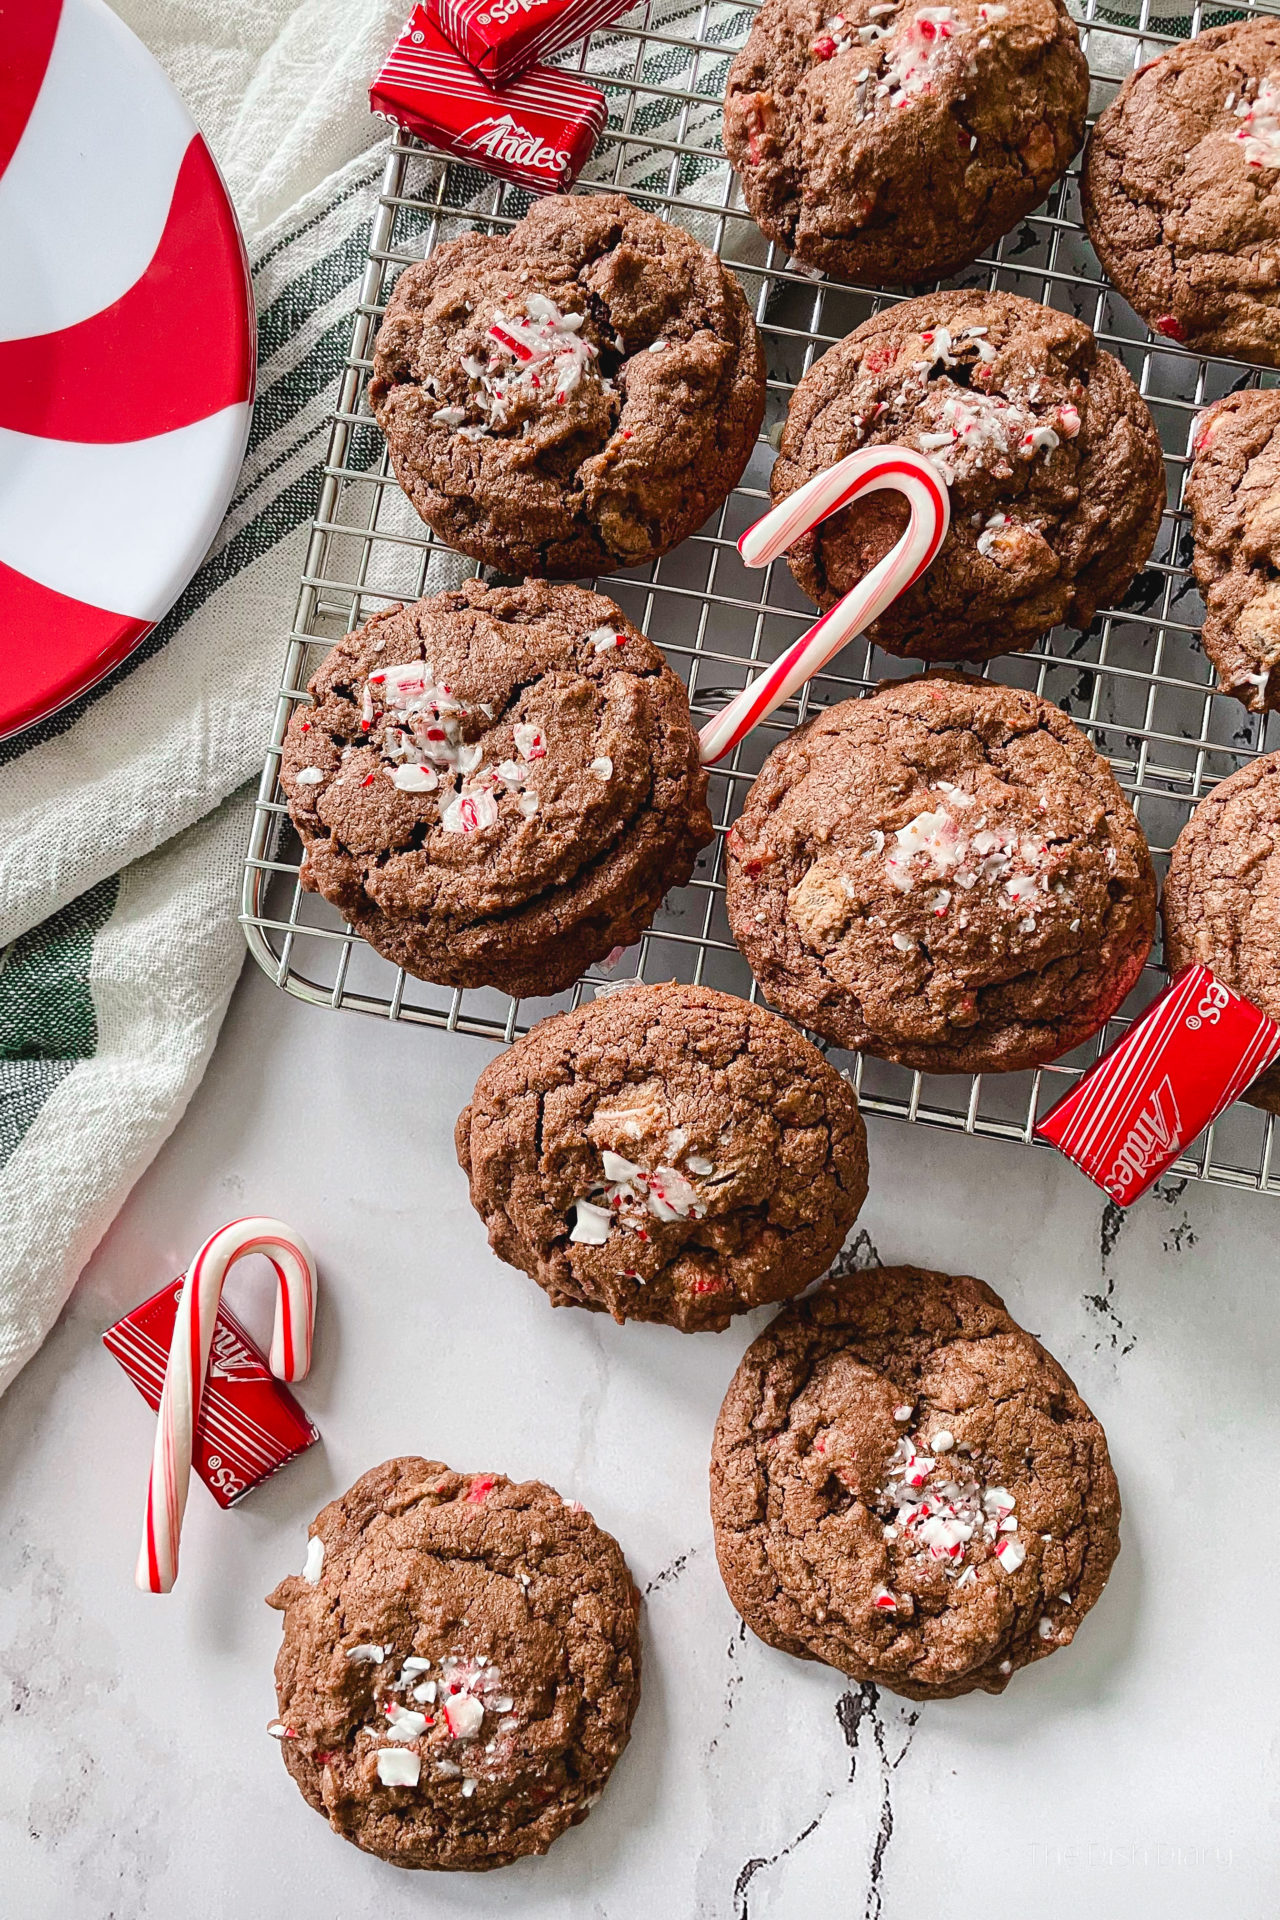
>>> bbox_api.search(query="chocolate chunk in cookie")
[1083,20,1280,366]
[1186,389,1280,713]
[369,193,766,578]
[725,0,1088,285]
[710,1266,1121,1700]
[1162,749,1280,1111]
[266,1459,641,1869]
[725,675,1156,1074]
[456,981,869,1332]
[770,290,1165,662]
[279,580,712,999]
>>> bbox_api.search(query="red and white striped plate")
[0,0,255,738]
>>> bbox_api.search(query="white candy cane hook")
[698,445,950,765]
[137,1217,317,1594]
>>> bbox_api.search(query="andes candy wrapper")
[1035,965,1280,1206]
[104,1278,318,1508]
[429,0,634,85]
[370,7,606,194]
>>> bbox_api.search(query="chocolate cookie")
[279,581,712,998]
[770,290,1166,662]
[1162,750,1280,1111]
[724,675,1156,1073]
[368,193,766,578]
[265,1458,641,1871]
[456,981,869,1332]
[725,0,1088,285]
[1083,20,1280,367]
[710,1266,1121,1700]
[1185,388,1280,713]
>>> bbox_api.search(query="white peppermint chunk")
[376,1748,421,1787]
[570,1199,612,1245]
[302,1536,324,1584]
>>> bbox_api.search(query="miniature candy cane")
[698,445,950,765]
[137,1218,317,1594]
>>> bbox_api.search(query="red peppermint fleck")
[488,322,533,361]
[691,1278,724,1294]
[1154,314,1186,341]
[362,773,375,786]
[314,1750,333,1764]
[864,345,894,374]
[466,1473,497,1504]
[300,720,311,731]
[811,33,837,58]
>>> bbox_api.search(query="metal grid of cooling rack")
[242,0,1280,1197]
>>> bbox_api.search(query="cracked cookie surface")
[770,289,1165,662]
[710,1266,1122,1700]
[724,675,1156,1074]
[1083,19,1280,366]
[266,1457,641,1870]
[456,981,869,1332]
[279,580,712,998]
[724,0,1088,284]
[1162,749,1280,1111]
[369,193,766,578]
[1186,388,1280,713]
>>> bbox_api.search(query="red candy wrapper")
[104,1278,319,1508]
[430,0,633,85]
[370,7,606,194]
[1035,965,1280,1206]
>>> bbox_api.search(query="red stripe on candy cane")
[698,446,950,765]
[136,1217,317,1594]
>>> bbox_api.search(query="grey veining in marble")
[1,961,1276,1918]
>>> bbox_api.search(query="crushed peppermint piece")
[517,790,540,818]
[999,1659,1013,1675]
[377,1749,421,1787]
[413,1680,438,1704]
[587,625,624,653]
[514,723,547,760]
[570,1199,613,1245]
[893,1404,913,1421]
[346,1644,388,1664]
[294,766,325,786]
[302,1536,324,1584]
[385,1704,429,1738]
[891,931,917,952]
[461,1778,477,1797]
[267,1722,289,1739]
[878,1430,1020,1578]
[1037,1616,1054,1639]
[872,1585,897,1610]
[1233,75,1280,171]
[440,790,499,834]
[993,1536,1026,1572]
[590,757,613,780]
[390,763,439,793]
[444,1694,485,1740]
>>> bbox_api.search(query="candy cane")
[137,1218,317,1594]
[698,446,950,765]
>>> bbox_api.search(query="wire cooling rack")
[242,0,1280,1197]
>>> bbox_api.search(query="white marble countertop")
[3,957,1276,1919]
